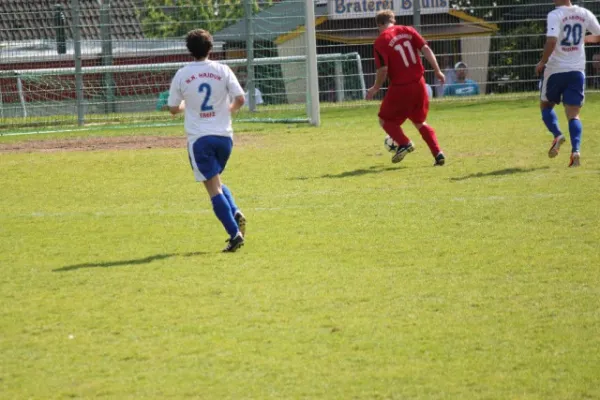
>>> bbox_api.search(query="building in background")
[214,0,497,104]
[0,0,224,116]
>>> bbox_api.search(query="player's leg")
[203,175,237,240]
[540,72,566,158]
[378,87,414,164]
[562,71,585,167]
[214,136,247,243]
[564,105,581,167]
[378,87,411,146]
[540,102,562,139]
[214,137,246,236]
[379,118,415,163]
[410,79,444,166]
[190,137,243,252]
[203,175,244,252]
[541,101,565,158]
[379,118,411,146]
[222,184,246,236]
[413,122,445,166]
[220,184,238,214]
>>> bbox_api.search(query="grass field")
[1,97,600,399]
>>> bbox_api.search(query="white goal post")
[2,52,365,123]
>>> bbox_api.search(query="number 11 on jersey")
[394,41,417,67]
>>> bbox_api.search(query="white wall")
[460,35,492,95]
[276,33,307,104]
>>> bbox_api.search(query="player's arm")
[585,35,600,44]
[226,66,246,113]
[230,95,245,113]
[420,45,445,84]
[536,12,559,76]
[366,44,387,100]
[367,65,388,99]
[169,101,185,115]
[536,37,558,75]
[584,12,600,43]
[411,29,445,84]
[167,72,185,115]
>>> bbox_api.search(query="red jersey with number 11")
[374,25,426,85]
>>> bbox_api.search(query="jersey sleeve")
[226,66,245,98]
[587,10,600,35]
[167,71,183,108]
[374,39,388,69]
[411,28,427,50]
[546,11,560,37]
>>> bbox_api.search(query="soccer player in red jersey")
[366,10,446,166]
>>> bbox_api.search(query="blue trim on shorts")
[543,71,585,106]
[190,135,233,180]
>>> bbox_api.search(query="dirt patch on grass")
[0,135,254,154]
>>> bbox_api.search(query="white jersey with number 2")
[545,5,600,74]
[168,60,244,142]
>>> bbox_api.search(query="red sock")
[418,124,441,156]
[382,121,411,146]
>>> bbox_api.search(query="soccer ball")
[384,135,399,152]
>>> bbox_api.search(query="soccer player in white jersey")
[536,0,600,167]
[168,29,247,252]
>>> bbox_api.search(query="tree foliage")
[140,0,272,38]
[451,0,543,21]
[487,22,545,93]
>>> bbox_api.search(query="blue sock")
[211,193,239,238]
[568,118,582,153]
[221,184,239,215]
[541,108,562,138]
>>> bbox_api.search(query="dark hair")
[375,10,395,26]
[186,29,213,59]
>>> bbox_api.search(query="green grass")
[0,93,541,137]
[0,102,310,135]
[1,97,600,399]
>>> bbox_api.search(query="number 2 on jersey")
[198,83,214,111]
[561,23,582,46]
[394,41,417,67]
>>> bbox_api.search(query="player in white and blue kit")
[168,29,247,252]
[536,0,600,167]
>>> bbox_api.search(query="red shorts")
[378,78,429,125]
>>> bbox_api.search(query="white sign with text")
[327,0,449,20]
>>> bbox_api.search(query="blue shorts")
[540,71,585,106]
[188,135,233,182]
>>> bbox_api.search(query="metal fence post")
[351,52,366,100]
[244,0,256,112]
[304,0,320,126]
[334,59,344,102]
[54,4,67,54]
[71,0,84,126]
[100,0,115,114]
[413,0,421,32]
[16,77,28,118]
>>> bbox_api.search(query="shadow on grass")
[450,167,549,182]
[54,252,207,272]
[320,165,401,179]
